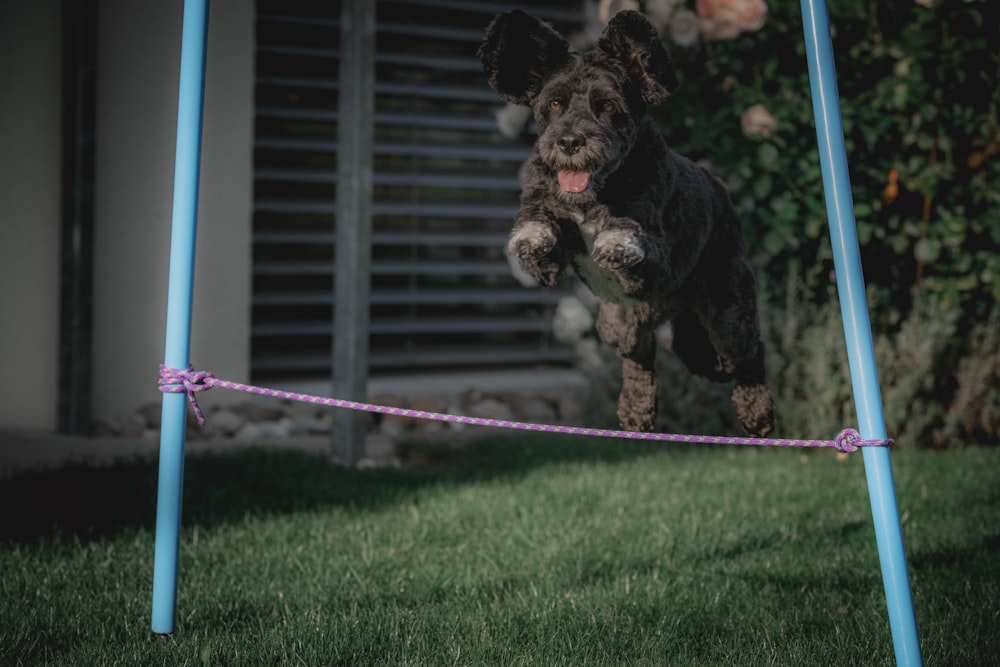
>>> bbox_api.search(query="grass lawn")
[1,434,997,666]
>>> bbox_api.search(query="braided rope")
[157,365,891,453]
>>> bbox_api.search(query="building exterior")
[1,1,254,431]
[1,1,591,434]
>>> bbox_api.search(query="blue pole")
[151,0,210,635]
[800,1,922,665]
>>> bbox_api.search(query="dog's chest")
[571,214,642,306]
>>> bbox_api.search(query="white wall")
[0,3,63,429]
[0,1,253,432]
[91,0,254,425]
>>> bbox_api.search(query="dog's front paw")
[592,229,645,270]
[508,221,557,260]
[507,221,563,286]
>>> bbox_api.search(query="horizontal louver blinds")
[252,0,583,379]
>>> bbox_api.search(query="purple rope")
[157,365,891,453]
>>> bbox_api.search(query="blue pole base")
[150,0,210,635]
[799,1,922,664]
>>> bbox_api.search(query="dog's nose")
[558,133,585,156]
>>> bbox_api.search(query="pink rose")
[698,0,768,41]
[735,0,767,31]
[741,104,777,138]
[699,13,741,41]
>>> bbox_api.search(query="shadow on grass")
[909,533,1000,571]
[1,432,680,545]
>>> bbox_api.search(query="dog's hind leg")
[671,310,733,382]
[699,260,776,437]
[717,333,773,437]
[673,307,774,436]
[596,302,659,432]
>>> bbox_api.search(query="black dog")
[478,10,775,436]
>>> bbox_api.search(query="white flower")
[655,322,674,350]
[575,338,606,371]
[599,0,641,25]
[645,0,681,32]
[495,103,531,140]
[669,8,701,48]
[552,296,595,344]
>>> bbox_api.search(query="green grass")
[1,435,998,666]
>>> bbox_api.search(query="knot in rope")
[158,365,215,426]
[834,428,862,453]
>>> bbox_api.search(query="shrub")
[760,266,855,442]
[937,307,1000,447]
[760,276,981,449]
[650,0,999,316]
[766,286,1000,449]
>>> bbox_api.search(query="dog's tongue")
[558,170,591,193]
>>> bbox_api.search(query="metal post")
[800,1,922,664]
[331,0,375,465]
[151,0,210,635]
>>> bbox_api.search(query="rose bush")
[649,0,999,317]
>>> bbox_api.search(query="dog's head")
[478,10,676,196]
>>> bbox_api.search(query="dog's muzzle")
[555,133,593,193]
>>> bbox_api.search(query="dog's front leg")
[619,356,657,432]
[591,217,654,296]
[507,214,570,287]
[596,302,659,432]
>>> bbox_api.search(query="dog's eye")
[548,100,562,112]
[600,100,616,114]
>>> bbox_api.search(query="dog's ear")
[598,10,677,105]
[478,10,570,105]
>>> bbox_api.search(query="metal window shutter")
[252,0,583,380]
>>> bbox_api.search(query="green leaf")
[754,174,774,200]
[762,230,786,255]
[805,216,823,239]
[757,143,780,171]
[914,238,941,263]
